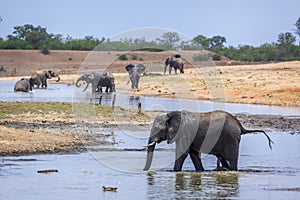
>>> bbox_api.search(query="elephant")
[31,70,60,88]
[164,54,184,75]
[14,78,34,92]
[143,110,273,172]
[75,71,116,93]
[125,64,147,89]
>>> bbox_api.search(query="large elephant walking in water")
[75,71,115,93]
[143,110,273,172]
[14,78,34,92]
[31,70,60,88]
[164,54,184,75]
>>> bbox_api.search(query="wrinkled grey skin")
[14,78,34,92]
[164,55,184,75]
[75,71,115,93]
[31,70,60,88]
[143,110,273,172]
[125,64,147,89]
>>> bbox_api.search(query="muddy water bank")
[2,112,300,134]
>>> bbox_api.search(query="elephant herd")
[14,55,182,93]
[14,70,60,92]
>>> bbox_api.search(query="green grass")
[0,102,113,119]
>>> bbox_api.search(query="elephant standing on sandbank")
[125,64,147,89]
[75,71,116,93]
[164,54,184,75]
[143,110,273,172]
[31,70,60,88]
[14,78,34,92]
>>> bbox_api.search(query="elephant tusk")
[143,141,156,148]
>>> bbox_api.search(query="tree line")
[0,17,299,62]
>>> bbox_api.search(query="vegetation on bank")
[0,102,111,120]
[0,18,299,62]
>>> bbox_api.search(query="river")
[0,81,300,199]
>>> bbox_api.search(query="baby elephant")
[14,78,34,92]
[144,110,273,172]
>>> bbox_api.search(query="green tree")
[12,24,51,49]
[276,32,297,60]
[210,35,226,52]
[294,17,300,45]
[192,34,210,49]
[157,32,181,49]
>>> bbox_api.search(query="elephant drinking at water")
[14,78,34,92]
[143,110,273,172]
[31,70,60,88]
[75,71,116,93]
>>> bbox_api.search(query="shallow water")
[0,134,300,200]
[1,81,300,116]
[1,81,300,199]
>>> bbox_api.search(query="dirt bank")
[0,102,299,156]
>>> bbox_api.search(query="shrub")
[192,53,210,61]
[40,46,50,55]
[212,54,221,61]
[118,54,128,60]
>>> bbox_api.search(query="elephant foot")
[214,167,229,171]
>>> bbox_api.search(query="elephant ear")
[45,71,52,79]
[166,111,198,145]
[125,64,135,72]
[136,64,146,76]
[174,54,181,58]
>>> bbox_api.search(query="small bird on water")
[102,186,118,192]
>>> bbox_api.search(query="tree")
[294,17,300,45]
[276,32,297,60]
[192,34,210,49]
[210,35,226,48]
[157,32,181,49]
[12,24,51,49]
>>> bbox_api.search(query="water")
[1,80,300,199]
[0,134,300,200]
[1,81,299,116]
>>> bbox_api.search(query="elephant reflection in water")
[146,172,239,199]
[175,172,239,199]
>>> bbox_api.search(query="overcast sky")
[0,0,299,46]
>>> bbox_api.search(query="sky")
[0,0,299,47]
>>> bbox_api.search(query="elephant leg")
[105,86,109,93]
[164,65,167,75]
[220,158,230,169]
[189,149,204,171]
[228,157,238,171]
[215,156,230,171]
[174,151,189,172]
[169,66,172,75]
[174,68,178,74]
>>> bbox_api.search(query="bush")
[40,46,50,55]
[192,53,210,61]
[212,54,221,61]
[118,54,128,60]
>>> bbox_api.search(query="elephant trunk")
[75,77,83,87]
[143,140,156,171]
[56,75,60,82]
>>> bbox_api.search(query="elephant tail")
[241,128,274,150]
